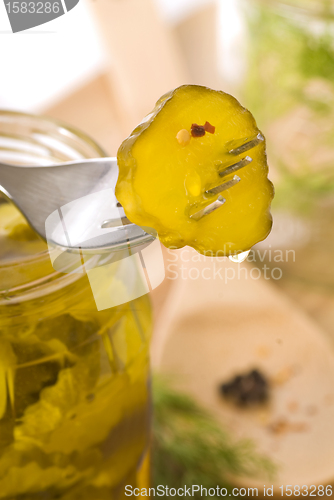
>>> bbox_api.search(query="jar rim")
[0,110,108,295]
[0,108,107,160]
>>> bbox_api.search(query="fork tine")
[206,175,241,196]
[101,217,133,228]
[229,133,264,156]
[190,196,226,220]
[217,156,252,178]
[188,133,262,221]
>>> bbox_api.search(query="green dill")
[273,161,334,214]
[0,290,11,301]
[152,376,275,498]
[241,1,334,214]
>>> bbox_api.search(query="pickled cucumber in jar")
[0,193,152,500]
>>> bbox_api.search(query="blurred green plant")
[152,377,275,498]
[273,165,334,214]
[241,1,334,215]
[243,1,334,124]
[300,34,334,82]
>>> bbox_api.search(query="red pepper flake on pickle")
[191,121,215,138]
[191,123,206,138]
[204,121,215,134]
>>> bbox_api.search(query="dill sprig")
[152,377,275,498]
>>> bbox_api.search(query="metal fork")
[0,157,153,251]
[0,133,263,251]
[190,132,264,220]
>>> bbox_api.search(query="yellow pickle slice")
[116,85,274,256]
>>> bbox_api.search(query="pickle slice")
[116,85,274,256]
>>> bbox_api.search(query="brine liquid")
[0,199,152,499]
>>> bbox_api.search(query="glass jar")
[0,111,152,500]
[231,0,334,338]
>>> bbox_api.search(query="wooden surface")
[89,0,189,133]
[46,73,123,156]
[154,248,334,492]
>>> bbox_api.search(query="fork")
[0,133,263,251]
[0,157,152,251]
[190,132,264,220]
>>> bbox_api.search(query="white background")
[0,0,215,112]
[0,0,106,111]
